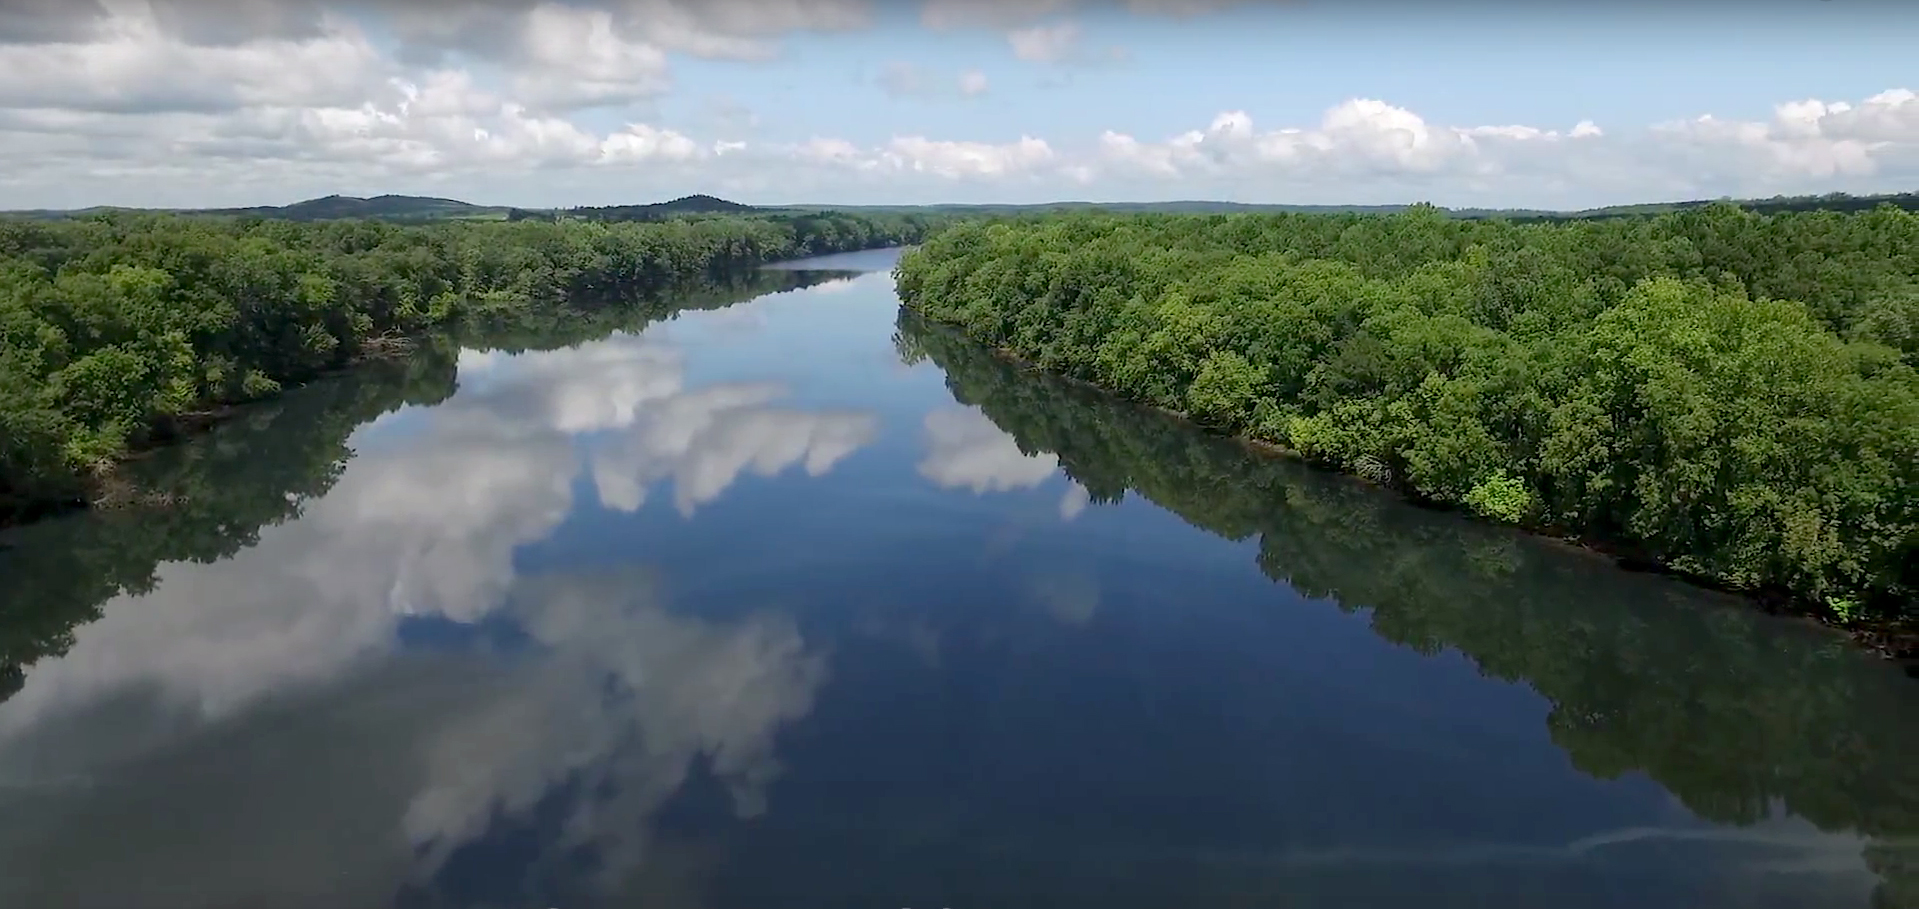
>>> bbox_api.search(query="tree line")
[0,210,934,524]
[893,203,1919,624]
[898,312,1919,908]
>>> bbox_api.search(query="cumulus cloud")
[509,3,672,108]
[2,0,1918,209]
[0,7,387,114]
[1089,90,1919,204]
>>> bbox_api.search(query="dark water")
[2,247,1916,909]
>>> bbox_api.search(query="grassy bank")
[0,210,933,524]
[892,203,1919,628]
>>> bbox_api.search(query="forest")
[0,209,933,524]
[892,202,1919,624]
[897,312,1919,908]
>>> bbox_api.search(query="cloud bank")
[0,1,1915,209]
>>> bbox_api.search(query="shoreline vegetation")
[0,210,934,526]
[892,203,1919,653]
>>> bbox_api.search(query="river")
[0,247,1915,909]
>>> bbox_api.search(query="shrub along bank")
[892,203,1919,623]
[0,210,933,523]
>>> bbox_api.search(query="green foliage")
[1464,472,1534,524]
[894,204,1919,619]
[899,312,1919,906]
[0,211,932,523]
[1186,350,1266,429]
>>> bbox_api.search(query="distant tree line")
[1533,190,1919,222]
[893,202,1919,623]
[0,211,933,524]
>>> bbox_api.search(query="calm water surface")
[2,247,1917,909]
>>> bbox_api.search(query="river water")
[1,247,1915,909]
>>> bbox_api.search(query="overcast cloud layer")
[1,0,1915,210]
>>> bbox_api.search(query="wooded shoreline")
[893,204,1919,641]
[0,211,937,527]
[909,318,1918,667]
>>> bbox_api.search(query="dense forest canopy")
[0,209,935,523]
[893,203,1919,623]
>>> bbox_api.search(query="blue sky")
[656,2,1919,145]
[2,0,1917,209]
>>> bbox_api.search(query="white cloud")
[509,3,671,108]
[1,1,1918,209]
[0,6,387,114]
[884,135,1056,178]
[1087,90,1919,204]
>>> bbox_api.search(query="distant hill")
[0,194,516,223]
[204,194,510,221]
[569,194,764,221]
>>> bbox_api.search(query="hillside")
[568,194,764,221]
[204,194,509,221]
[0,194,513,222]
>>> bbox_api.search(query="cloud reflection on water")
[917,405,1090,520]
[0,295,867,905]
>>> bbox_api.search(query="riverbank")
[896,311,1919,671]
[893,207,1918,642]
[0,210,933,528]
